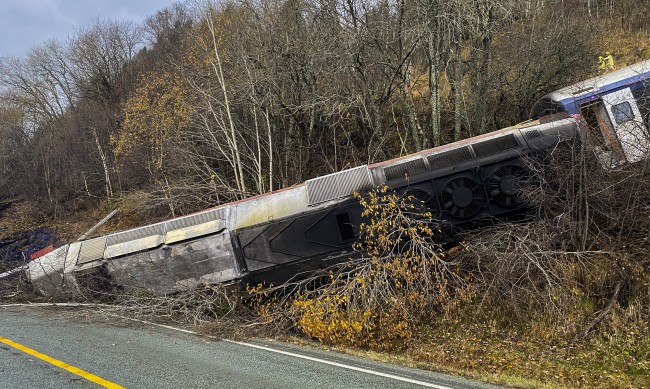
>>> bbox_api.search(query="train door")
[580,99,625,167]
[601,87,650,163]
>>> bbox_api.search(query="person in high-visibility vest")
[598,56,606,71]
[603,51,615,70]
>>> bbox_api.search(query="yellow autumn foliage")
[113,71,193,171]
[267,186,475,350]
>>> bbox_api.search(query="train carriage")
[530,59,650,165]
[27,60,650,296]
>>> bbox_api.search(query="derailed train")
[28,59,650,296]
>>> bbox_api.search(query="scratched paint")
[165,220,223,244]
[231,186,310,230]
[104,235,165,259]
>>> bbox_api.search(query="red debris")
[30,245,54,260]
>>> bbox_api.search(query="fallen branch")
[0,266,26,279]
[574,280,623,342]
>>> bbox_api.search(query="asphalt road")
[0,305,504,389]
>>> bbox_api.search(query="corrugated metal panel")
[107,223,166,246]
[165,208,227,231]
[77,236,107,264]
[522,128,543,140]
[472,134,520,158]
[305,166,373,206]
[427,146,474,170]
[384,158,427,181]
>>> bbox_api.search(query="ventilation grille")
[107,223,166,246]
[384,158,427,181]
[427,146,474,170]
[165,208,226,231]
[472,134,520,158]
[77,236,108,264]
[522,129,543,141]
[306,166,373,206]
[336,212,356,242]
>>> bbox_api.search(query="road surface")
[0,305,503,389]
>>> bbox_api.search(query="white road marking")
[4,304,454,389]
[106,314,453,389]
[224,339,453,389]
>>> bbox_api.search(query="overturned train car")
[27,118,578,296]
[28,60,650,296]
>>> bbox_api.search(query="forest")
[1,0,648,221]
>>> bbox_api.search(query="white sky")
[0,0,181,58]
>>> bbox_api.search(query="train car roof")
[95,116,576,242]
[368,116,558,169]
[552,59,650,100]
[530,59,650,117]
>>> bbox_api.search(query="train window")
[632,81,650,128]
[611,101,635,124]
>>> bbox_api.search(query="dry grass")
[268,300,648,389]
[403,305,649,389]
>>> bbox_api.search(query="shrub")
[287,187,472,349]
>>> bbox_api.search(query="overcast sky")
[0,0,181,58]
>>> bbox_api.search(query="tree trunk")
[253,106,263,194]
[450,47,466,141]
[205,10,246,195]
[264,108,273,192]
[92,127,113,198]
[401,76,423,151]
[427,18,442,146]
